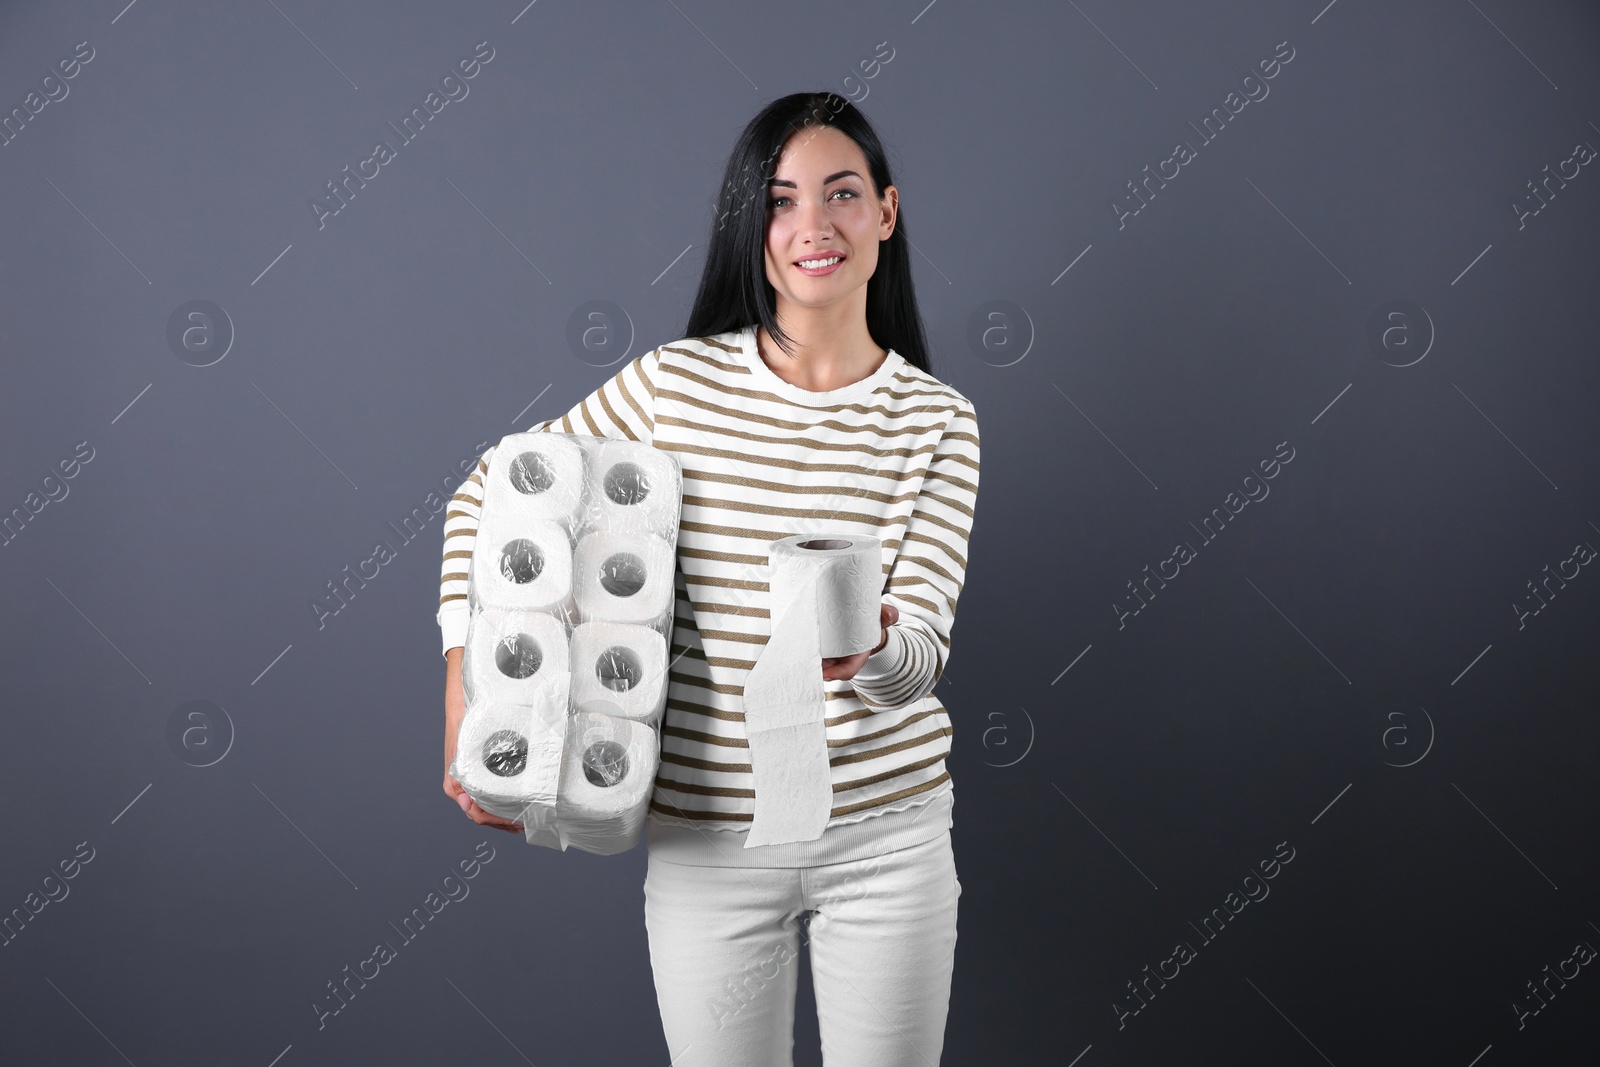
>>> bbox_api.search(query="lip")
[794,252,846,276]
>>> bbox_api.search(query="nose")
[797,197,833,241]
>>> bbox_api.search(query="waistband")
[645,783,954,868]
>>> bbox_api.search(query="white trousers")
[643,829,961,1066]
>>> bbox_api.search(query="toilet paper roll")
[470,515,573,612]
[555,709,660,855]
[452,677,570,822]
[742,534,884,847]
[570,621,668,723]
[484,433,587,527]
[573,530,676,624]
[464,607,571,708]
[584,440,682,534]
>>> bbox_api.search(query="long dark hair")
[680,91,933,377]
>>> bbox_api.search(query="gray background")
[2,0,1598,1063]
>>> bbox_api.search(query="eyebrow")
[768,170,862,189]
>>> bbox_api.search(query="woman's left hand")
[822,603,898,681]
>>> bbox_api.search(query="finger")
[463,799,522,834]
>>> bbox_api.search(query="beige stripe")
[830,771,950,816]
[894,592,942,617]
[663,438,938,478]
[825,708,941,748]
[667,336,741,356]
[656,416,938,460]
[929,469,979,495]
[663,725,750,749]
[653,775,755,799]
[659,750,752,773]
[661,345,747,375]
[656,390,953,441]
[678,544,778,567]
[824,706,875,727]
[578,398,603,437]
[638,349,662,396]
[677,521,902,555]
[667,364,967,419]
[689,600,768,621]
[657,390,955,442]
[682,467,922,507]
[682,494,907,529]
[889,553,962,588]
[827,724,946,767]
[649,798,754,822]
[680,570,767,592]
[833,751,948,794]
[615,361,651,429]
[667,669,744,696]
[596,381,640,441]
[916,487,976,521]
[665,695,742,722]
[903,529,968,571]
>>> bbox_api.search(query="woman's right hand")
[444,647,525,835]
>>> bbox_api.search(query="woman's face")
[763,126,897,315]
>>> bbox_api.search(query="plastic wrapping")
[449,431,682,855]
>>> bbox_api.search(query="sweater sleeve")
[437,349,662,654]
[850,398,981,710]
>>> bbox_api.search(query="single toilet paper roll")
[570,621,668,723]
[555,709,660,855]
[452,675,571,822]
[484,433,587,527]
[584,440,682,534]
[742,534,883,847]
[464,607,571,708]
[573,530,675,624]
[470,515,573,612]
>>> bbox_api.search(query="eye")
[831,188,858,201]
[769,195,791,209]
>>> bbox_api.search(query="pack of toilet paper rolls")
[455,432,682,855]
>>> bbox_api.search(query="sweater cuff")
[438,603,469,656]
[852,624,907,683]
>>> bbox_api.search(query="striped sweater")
[438,323,981,831]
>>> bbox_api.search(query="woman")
[439,91,980,1066]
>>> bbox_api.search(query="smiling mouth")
[795,255,845,273]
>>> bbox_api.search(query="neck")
[758,303,886,392]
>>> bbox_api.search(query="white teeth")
[797,256,841,269]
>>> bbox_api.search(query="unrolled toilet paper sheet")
[741,535,883,848]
